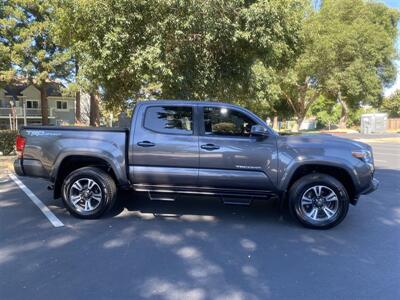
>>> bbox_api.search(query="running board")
[148,192,176,201]
[222,196,252,206]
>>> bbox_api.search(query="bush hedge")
[0,130,18,155]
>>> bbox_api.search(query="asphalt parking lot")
[0,140,399,300]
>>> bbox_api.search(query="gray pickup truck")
[14,100,378,229]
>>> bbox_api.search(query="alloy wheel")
[68,178,103,213]
[300,185,339,222]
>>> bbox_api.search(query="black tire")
[61,167,117,219]
[288,173,349,229]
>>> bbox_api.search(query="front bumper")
[351,177,379,205]
[361,177,380,195]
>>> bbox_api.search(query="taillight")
[16,135,26,158]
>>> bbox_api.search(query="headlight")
[352,149,374,170]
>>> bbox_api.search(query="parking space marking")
[373,152,400,156]
[372,148,400,152]
[9,174,64,228]
[374,159,388,163]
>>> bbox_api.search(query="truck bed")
[15,126,129,186]
[21,125,129,132]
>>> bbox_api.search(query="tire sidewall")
[62,169,111,218]
[289,174,349,229]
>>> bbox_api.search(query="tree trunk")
[273,115,278,130]
[75,90,81,123]
[337,91,348,129]
[297,115,305,130]
[89,92,100,127]
[40,84,49,125]
[75,61,81,123]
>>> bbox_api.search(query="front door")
[198,105,277,192]
[130,104,199,189]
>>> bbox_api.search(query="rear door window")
[144,106,193,135]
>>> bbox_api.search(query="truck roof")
[136,100,240,107]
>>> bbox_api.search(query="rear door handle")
[201,144,220,151]
[137,141,155,147]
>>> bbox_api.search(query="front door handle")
[137,141,155,147]
[201,144,220,151]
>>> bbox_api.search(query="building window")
[26,100,39,109]
[56,101,68,110]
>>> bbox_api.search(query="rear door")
[130,104,199,189]
[198,105,277,192]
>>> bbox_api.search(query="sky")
[381,0,400,96]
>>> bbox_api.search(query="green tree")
[54,0,309,115]
[382,90,400,118]
[4,0,72,125]
[310,0,399,128]
[267,2,322,129]
[279,0,399,129]
[0,0,13,84]
[280,62,322,128]
[247,0,308,123]
[308,95,340,129]
[53,0,93,123]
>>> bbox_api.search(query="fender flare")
[51,151,129,186]
[278,159,360,192]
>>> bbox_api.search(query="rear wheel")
[61,167,117,219]
[288,173,349,229]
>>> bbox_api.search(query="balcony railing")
[0,107,56,117]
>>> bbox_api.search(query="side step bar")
[222,196,252,206]
[144,189,272,206]
[148,192,176,201]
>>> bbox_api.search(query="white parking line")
[374,152,400,156]
[373,149,400,153]
[374,159,388,163]
[9,174,64,228]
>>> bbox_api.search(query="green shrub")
[308,96,341,129]
[0,130,17,155]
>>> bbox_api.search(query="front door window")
[203,107,257,137]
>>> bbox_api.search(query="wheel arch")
[283,163,357,204]
[52,155,120,199]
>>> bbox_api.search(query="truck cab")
[129,101,278,197]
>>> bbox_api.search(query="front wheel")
[61,167,117,219]
[288,173,349,229]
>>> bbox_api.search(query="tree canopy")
[382,90,400,118]
[278,0,399,128]
[0,0,13,83]
[1,0,399,128]
[308,0,399,127]
[1,0,73,124]
[54,0,309,112]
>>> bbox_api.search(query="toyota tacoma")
[14,100,379,229]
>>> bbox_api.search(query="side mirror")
[251,125,268,137]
